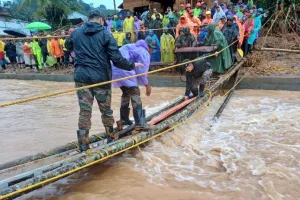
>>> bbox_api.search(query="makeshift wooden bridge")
[0,57,247,199]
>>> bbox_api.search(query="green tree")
[19,0,81,30]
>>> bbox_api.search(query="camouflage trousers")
[76,82,114,130]
[191,69,213,95]
[120,86,142,110]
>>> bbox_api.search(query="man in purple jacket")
[112,38,156,131]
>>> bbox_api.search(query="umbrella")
[26,22,51,31]
[3,28,27,37]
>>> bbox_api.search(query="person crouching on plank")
[181,59,212,100]
[112,38,156,131]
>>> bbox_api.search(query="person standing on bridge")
[112,38,156,131]
[66,9,143,152]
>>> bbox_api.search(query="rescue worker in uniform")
[182,59,213,100]
[66,10,143,152]
[112,38,156,131]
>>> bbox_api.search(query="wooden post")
[259,48,300,53]
[113,0,116,14]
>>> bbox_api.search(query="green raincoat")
[31,40,43,69]
[161,33,175,63]
[204,24,232,74]
[162,15,170,28]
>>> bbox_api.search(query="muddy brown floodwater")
[1,80,300,200]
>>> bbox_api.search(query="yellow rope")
[0,39,239,109]
[0,60,255,200]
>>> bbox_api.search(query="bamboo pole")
[0,59,247,199]
[0,97,184,172]
[259,47,300,53]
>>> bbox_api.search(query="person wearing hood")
[176,16,189,37]
[39,35,49,68]
[112,38,156,131]
[31,36,43,70]
[137,23,148,40]
[146,30,160,62]
[226,4,234,16]
[182,58,212,100]
[162,11,170,28]
[22,40,36,70]
[141,7,149,22]
[222,15,239,62]
[152,13,163,40]
[4,40,17,70]
[234,16,245,48]
[134,16,142,40]
[123,12,135,42]
[166,15,177,38]
[202,11,214,25]
[187,9,201,26]
[217,15,227,30]
[236,5,244,20]
[220,3,228,14]
[194,1,203,18]
[151,8,163,20]
[213,5,225,25]
[113,15,122,31]
[204,24,232,73]
[50,35,64,69]
[211,1,218,17]
[65,10,143,151]
[106,15,113,32]
[243,11,254,56]
[175,26,197,48]
[199,23,209,45]
[143,12,152,29]
[123,32,133,46]
[184,3,192,18]
[173,9,180,24]
[161,28,175,63]
[247,8,263,53]
[16,40,24,68]
[112,26,126,48]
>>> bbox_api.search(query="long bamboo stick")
[0,97,184,172]
[259,47,300,53]
[0,59,247,199]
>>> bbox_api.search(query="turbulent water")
[1,80,300,200]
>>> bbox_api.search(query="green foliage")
[98,4,116,17]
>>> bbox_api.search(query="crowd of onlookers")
[109,0,264,68]
[0,29,75,72]
[0,0,265,73]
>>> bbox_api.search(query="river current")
[1,80,300,200]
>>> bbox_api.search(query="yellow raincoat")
[123,16,135,42]
[160,33,175,63]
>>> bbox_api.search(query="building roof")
[0,20,30,36]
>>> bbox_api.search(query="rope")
[0,60,255,200]
[0,39,239,109]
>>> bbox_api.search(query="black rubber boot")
[77,129,90,152]
[199,84,205,98]
[120,107,133,126]
[134,107,155,131]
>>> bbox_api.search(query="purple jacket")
[112,40,150,88]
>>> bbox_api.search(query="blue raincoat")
[147,31,161,62]
[248,15,262,45]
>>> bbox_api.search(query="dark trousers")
[242,38,248,56]
[120,86,142,109]
[76,82,114,129]
[64,50,71,65]
[42,52,48,63]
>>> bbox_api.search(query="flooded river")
[1,80,300,200]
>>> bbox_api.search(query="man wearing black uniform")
[182,59,212,100]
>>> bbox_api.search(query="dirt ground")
[242,33,300,76]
